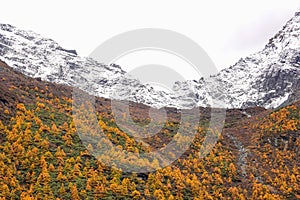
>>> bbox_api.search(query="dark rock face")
[56,47,78,55]
[257,67,300,106]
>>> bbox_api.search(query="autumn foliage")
[0,73,299,199]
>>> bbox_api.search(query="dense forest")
[0,62,299,199]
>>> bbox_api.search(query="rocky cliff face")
[175,11,300,109]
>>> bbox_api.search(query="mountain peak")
[175,12,300,109]
[0,12,299,109]
[265,12,300,51]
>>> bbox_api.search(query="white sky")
[1,0,300,80]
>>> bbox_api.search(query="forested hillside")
[0,61,299,199]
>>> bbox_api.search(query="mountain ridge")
[175,11,300,109]
[0,12,299,109]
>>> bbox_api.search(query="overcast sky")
[1,0,300,80]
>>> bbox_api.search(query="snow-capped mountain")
[0,23,194,108]
[175,11,300,109]
[0,11,299,109]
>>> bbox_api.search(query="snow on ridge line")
[0,12,300,109]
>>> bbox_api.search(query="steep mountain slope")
[0,60,299,199]
[0,12,299,110]
[224,99,300,198]
[175,11,300,109]
[0,24,187,109]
